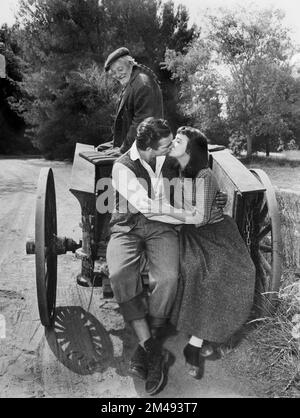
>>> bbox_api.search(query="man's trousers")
[106,214,179,328]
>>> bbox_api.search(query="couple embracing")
[106,117,256,395]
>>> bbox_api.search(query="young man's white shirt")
[111,141,186,224]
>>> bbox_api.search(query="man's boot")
[129,344,148,380]
[151,327,161,340]
[144,337,168,395]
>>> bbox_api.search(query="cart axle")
[26,236,81,255]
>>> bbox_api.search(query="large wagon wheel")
[35,168,57,327]
[250,169,282,316]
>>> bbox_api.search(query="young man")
[106,118,181,395]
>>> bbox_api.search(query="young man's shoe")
[128,344,148,380]
[144,337,168,395]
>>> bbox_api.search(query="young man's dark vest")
[110,152,178,229]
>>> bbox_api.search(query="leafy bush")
[228,132,247,156]
[287,139,299,151]
[24,64,117,160]
[0,25,35,154]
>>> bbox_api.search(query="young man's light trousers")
[106,214,179,328]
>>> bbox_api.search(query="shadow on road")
[45,306,115,375]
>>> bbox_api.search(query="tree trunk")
[266,138,270,157]
[0,54,5,79]
[246,134,252,157]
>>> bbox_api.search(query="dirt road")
[0,157,268,398]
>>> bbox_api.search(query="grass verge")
[240,154,300,168]
[223,190,300,398]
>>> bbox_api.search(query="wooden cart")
[26,143,282,327]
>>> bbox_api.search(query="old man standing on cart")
[97,47,164,154]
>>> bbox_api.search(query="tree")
[22,64,117,159]
[208,7,297,156]
[15,0,196,158]
[163,37,228,144]
[100,0,196,131]
[163,5,300,155]
[17,0,107,69]
[0,24,34,154]
[16,0,118,158]
[101,0,195,70]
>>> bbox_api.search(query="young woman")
[167,126,256,378]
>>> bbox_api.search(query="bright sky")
[0,0,300,47]
[173,0,300,46]
[0,0,19,26]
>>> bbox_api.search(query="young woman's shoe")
[199,340,214,357]
[183,344,204,379]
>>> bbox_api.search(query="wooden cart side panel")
[70,143,95,194]
[209,149,265,222]
[210,158,238,217]
[210,149,265,194]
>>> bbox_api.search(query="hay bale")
[276,190,300,270]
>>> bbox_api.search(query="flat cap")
[104,47,130,72]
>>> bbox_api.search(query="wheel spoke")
[256,263,270,293]
[258,203,269,223]
[259,244,272,253]
[45,270,48,288]
[257,223,271,241]
[258,250,272,275]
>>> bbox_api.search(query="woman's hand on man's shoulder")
[215,191,227,209]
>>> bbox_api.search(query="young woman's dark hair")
[177,126,209,178]
[136,117,171,150]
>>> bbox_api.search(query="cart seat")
[208,144,226,152]
[79,149,120,166]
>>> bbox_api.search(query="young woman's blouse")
[174,167,224,227]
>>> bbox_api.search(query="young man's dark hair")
[136,117,171,151]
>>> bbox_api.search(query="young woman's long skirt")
[171,215,256,343]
